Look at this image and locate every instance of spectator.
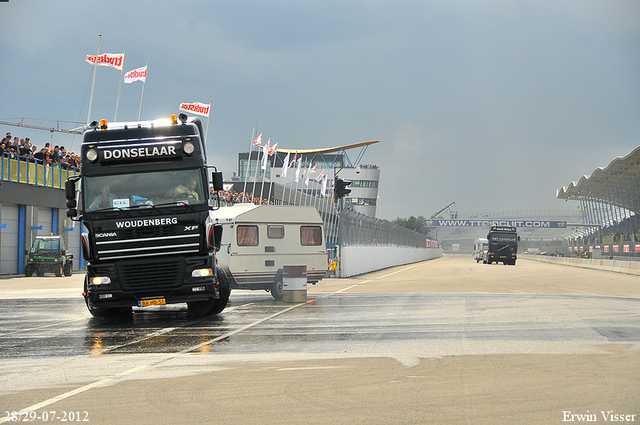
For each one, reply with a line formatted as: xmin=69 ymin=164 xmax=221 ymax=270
xmin=34 ymin=147 xmax=49 ymax=163
xmin=0 ymin=131 xmax=78 ymax=171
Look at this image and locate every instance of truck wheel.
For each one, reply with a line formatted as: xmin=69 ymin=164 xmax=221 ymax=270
xmin=55 ymin=265 xmax=63 ymax=277
xmin=36 ymin=269 xmax=45 ymax=277
xmin=85 ymin=298 xmax=119 ymax=318
xmin=25 ymin=265 xmax=34 ymax=277
xmin=187 ymin=298 xmax=216 ymax=316
xmin=271 ymin=274 xmax=284 ymax=300
xmin=210 ymin=266 xmax=230 ymax=315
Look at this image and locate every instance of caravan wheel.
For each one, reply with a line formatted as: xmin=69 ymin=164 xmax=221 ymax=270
xmin=271 ymin=274 xmax=284 ymax=300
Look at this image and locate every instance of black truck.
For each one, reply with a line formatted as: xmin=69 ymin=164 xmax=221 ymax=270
xmin=483 ymin=225 xmax=519 ymax=265
xmin=65 ymin=113 xmax=227 ymax=317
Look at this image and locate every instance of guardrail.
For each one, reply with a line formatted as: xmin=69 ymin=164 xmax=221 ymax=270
xmin=0 ymin=154 xmax=79 ymax=189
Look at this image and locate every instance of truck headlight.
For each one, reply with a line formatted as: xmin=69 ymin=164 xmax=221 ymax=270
xmin=90 ymin=276 xmax=111 ymax=285
xmin=192 ymin=268 xmax=213 ymax=278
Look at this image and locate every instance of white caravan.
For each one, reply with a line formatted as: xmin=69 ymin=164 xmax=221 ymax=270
xmin=208 ymin=204 xmax=328 ymax=299
xmin=473 ymin=237 xmax=489 ymax=263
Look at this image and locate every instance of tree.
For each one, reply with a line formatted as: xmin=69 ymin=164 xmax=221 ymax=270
xmin=393 ymin=215 xmax=428 ymax=234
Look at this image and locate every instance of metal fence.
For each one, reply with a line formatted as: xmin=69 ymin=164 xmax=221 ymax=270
xmin=1 ymin=154 xmax=79 ymax=189
xmin=263 ymin=182 xmax=431 ymax=249
xmin=338 ymin=209 xmax=430 ymax=248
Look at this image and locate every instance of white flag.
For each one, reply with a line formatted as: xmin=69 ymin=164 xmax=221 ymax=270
xmin=253 ymin=133 xmax=263 ymax=146
xmin=315 ymin=169 xmax=325 ymax=182
xmin=295 ymin=157 xmax=302 ymax=183
xmin=85 ymin=53 xmax=125 ymax=70
xmin=268 ymin=142 xmax=278 ymax=156
xmin=321 ymin=175 xmax=327 ymax=197
xmin=124 ymin=65 xmax=147 ymax=83
xmin=261 ymin=137 xmax=270 ymax=170
xmin=304 ymin=163 xmax=311 ymax=186
xmin=281 ymin=151 xmax=290 ymax=177
xmin=179 ymin=102 xmax=210 ymax=117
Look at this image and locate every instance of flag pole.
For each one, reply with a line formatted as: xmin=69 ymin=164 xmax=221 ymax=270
xmin=114 ymin=50 xmax=125 ymax=121
xmin=259 ymin=138 xmax=269 ymax=203
xmin=87 ymin=34 xmax=102 ymax=124
xmin=242 ymin=126 xmax=255 ymax=202
xmin=267 ymin=141 xmax=278 ymax=203
xmin=254 ymin=136 xmax=268 ymax=203
xmin=204 ymin=100 xmax=212 ymax=145
xmin=252 ymin=144 xmax=261 ymax=203
xmin=137 ymin=62 xmax=148 ymax=121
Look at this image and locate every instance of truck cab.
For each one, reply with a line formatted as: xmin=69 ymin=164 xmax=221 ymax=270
xmin=484 ymin=226 xmax=519 ymax=265
xmin=66 ymin=114 xmax=226 ymax=317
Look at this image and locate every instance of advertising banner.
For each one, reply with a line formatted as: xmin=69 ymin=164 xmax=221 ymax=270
xmin=424 ymin=219 xmax=568 ymax=228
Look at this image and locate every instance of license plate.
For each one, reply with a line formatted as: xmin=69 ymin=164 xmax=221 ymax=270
xmin=138 ymin=298 xmax=166 ymax=307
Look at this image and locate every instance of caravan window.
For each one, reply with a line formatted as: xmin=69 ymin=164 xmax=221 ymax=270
xmin=267 ymin=225 xmax=284 ymax=239
xmin=300 ymin=226 xmax=322 ymax=246
xmin=237 ymin=225 xmax=259 ymax=246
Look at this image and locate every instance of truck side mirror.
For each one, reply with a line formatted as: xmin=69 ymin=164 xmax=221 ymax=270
xmin=65 ymin=179 xmax=76 ymax=200
xmin=213 ymin=224 xmax=223 ymax=251
xmin=211 ymin=171 xmax=223 ymax=192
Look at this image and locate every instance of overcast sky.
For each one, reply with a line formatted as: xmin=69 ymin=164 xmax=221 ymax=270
xmin=1 ymin=0 xmax=638 ymax=220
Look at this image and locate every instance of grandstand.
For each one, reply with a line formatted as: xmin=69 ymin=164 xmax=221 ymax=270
xmin=556 ymin=145 xmax=640 ymax=259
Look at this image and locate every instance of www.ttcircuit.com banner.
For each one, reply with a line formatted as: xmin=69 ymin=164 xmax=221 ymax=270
xmin=425 ymin=220 xmax=567 ymax=228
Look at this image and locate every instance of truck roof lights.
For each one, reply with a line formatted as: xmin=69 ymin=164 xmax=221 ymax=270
xmin=86 ymin=149 xmax=98 ymax=162
xmin=170 ymin=114 xmax=178 ymax=125
xmin=100 ymin=119 xmax=108 ymax=130
xmin=184 ymin=142 xmax=195 ymax=155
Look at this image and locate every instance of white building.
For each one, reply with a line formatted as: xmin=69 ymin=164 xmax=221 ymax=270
xmin=234 ymin=141 xmax=381 ymax=217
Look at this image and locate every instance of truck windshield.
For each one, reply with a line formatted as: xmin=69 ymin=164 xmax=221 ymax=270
xmin=490 ymin=233 xmax=517 ymax=243
xmin=84 ymin=169 xmax=206 ymax=212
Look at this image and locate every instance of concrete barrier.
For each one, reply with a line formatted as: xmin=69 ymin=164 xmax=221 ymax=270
xmin=339 ymin=246 xmax=443 ymax=278
xmin=522 ymin=254 xmax=640 ymax=276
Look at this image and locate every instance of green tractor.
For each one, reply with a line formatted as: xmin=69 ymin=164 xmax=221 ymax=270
xmin=24 ymin=236 xmax=74 ymax=277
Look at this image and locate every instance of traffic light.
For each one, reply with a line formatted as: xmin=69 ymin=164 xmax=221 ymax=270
xmin=334 ymin=178 xmax=351 ymax=199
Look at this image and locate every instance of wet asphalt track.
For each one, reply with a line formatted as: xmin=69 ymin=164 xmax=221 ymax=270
xmin=0 ymin=256 xmax=639 ymax=424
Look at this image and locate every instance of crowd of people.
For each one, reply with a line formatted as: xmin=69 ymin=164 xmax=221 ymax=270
xmin=213 ymin=189 xmax=274 ymax=206
xmin=0 ymin=131 xmax=80 ymax=169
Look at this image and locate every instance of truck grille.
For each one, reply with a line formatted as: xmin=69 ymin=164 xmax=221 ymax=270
xmin=95 ymin=225 xmax=201 ymax=260
xmin=118 ymin=257 xmax=184 ymax=291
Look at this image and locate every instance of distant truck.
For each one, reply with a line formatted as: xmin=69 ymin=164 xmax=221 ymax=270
xmin=209 ymin=204 xmax=327 ymax=299
xmin=473 ymin=237 xmax=488 ymax=263
xmin=24 ymin=235 xmax=73 ymax=277
xmin=484 ymin=226 xmax=519 ymax=265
